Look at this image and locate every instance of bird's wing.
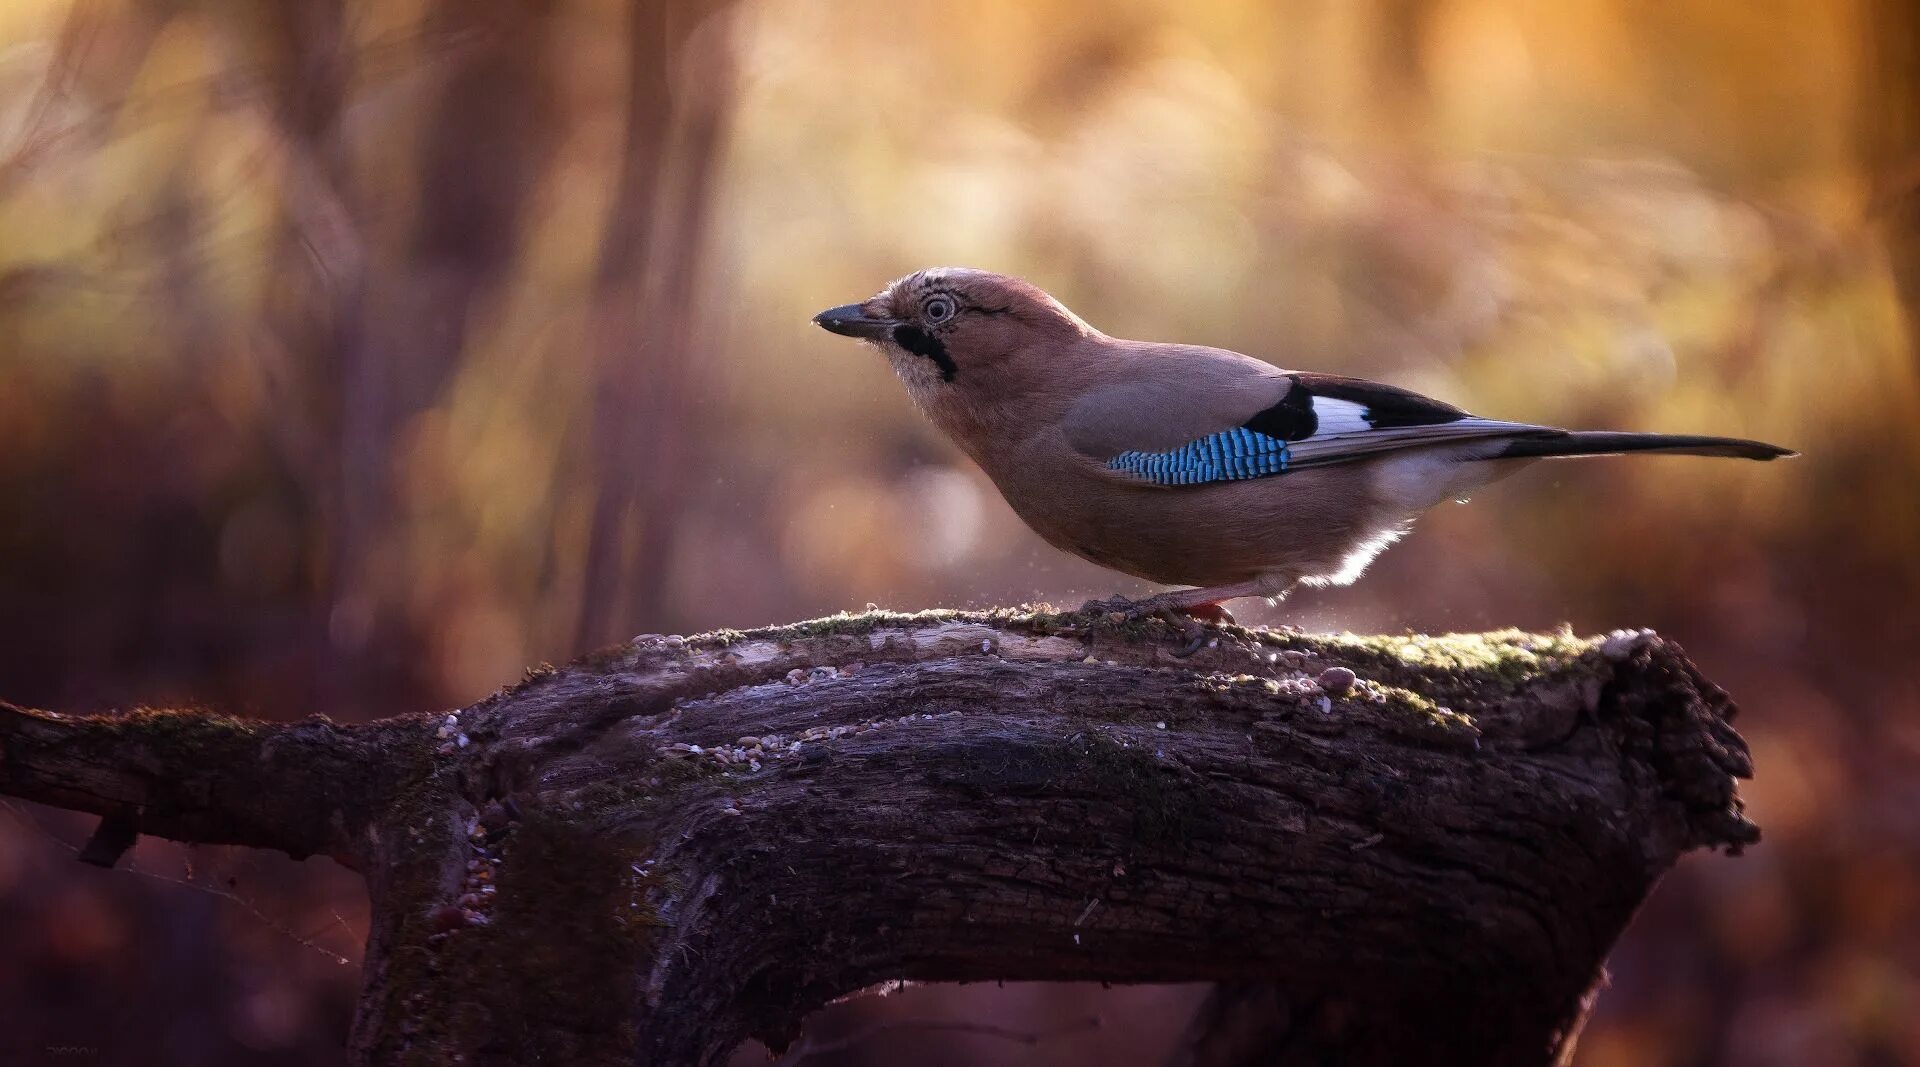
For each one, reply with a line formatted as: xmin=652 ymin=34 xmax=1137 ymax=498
xmin=1064 ymin=369 xmax=1564 ymax=487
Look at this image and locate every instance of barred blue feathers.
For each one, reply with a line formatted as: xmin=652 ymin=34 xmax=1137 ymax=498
xmin=1107 ymin=426 xmax=1290 ymax=485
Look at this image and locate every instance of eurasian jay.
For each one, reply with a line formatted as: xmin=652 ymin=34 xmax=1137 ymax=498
xmin=814 ymin=268 xmax=1794 ymax=625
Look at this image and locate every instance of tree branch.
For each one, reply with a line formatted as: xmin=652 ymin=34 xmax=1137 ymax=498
xmin=0 ymin=609 xmax=1757 ymax=1066
xmin=0 ymin=701 xmax=420 ymax=870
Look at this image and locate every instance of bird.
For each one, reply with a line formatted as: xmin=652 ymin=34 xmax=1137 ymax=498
xmin=813 ymin=267 xmax=1794 ymax=639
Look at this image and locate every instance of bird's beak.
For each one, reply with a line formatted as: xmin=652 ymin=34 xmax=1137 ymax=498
xmin=813 ymin=303 xmax=898 ymax=341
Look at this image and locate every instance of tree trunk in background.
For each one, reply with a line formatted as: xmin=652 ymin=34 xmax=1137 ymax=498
xmin=254 ymin=0 xmax=370 ymax=709
xmin=1862 ymin=0 xmax=1920 ymax=363
xmin=321 ymin=0 xmax=559 ymax=703
xmin=0 ymin=611 xmax=1757 ymax=1066
xmin=575 ymin=1 xmax=738 ymax=650
xmin=1370 ymin=0 xmax=1434 ymax=146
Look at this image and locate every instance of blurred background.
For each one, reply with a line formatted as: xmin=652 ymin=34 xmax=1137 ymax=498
xmin=1 ymin=0 xmax=1918 ymax=1063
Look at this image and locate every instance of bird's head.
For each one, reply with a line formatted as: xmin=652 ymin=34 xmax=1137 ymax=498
xmin=813 ymin=268 xmax=1094 ymax=393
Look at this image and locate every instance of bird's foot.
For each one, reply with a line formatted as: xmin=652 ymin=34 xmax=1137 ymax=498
xmin=1162 ymin=609 xmax=1213 ymax=657
xmin=1077 ymin=594 xmax=1230 ymax=657
xmin=1078 ymin=594 xmax=1144 ymax=619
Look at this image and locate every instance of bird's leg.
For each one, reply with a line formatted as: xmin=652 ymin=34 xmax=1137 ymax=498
xmin=1080 ymin=580 xmax=1279 ymax=656
xmin=1178 ymin=602 xmax=1236 ymax=626
xmin=1085 ymin=580 xmax=1272 ymax=619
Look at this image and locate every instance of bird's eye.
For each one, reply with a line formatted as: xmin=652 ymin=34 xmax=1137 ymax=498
xmin=922 ymin=295 xmax=956 ymax=324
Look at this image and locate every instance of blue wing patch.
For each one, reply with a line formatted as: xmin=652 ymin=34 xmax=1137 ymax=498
xmin=1106 ymin=427 xmax=1290 ymax=485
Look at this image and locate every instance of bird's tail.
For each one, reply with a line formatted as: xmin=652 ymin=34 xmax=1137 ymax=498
xmin=1495 ymin=431 xmax=1796 ymax=462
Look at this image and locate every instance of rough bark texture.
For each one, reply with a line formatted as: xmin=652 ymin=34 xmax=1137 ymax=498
xmin=0 ymin=608 xmax=1757 ymax=1067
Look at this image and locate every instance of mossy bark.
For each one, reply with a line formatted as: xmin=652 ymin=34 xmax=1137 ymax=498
xmin=0 ymin=610 xmax=1757 ymax=1067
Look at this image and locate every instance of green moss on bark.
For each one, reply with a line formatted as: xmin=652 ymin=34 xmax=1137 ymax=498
xmin=382 ymin=808 xmax=659 ymax=1067
xmin=1312 ymin=629 xmax=1597 ymax=684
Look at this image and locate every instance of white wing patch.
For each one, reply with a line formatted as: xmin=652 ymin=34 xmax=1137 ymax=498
xmin=1304 ymin=397 xmax=1372 ymax=437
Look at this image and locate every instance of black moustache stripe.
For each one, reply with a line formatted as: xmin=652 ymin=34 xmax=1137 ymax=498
xmin=892 ymin=325 xmax=958 ymax=382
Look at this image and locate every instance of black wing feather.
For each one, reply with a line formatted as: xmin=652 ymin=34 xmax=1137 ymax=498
xmin=1277 ymin=373 xmax=1469 ymax=429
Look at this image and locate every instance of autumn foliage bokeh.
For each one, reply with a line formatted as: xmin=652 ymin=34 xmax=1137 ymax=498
xmin=2 ymin=1 xmax=1918 ymax=1064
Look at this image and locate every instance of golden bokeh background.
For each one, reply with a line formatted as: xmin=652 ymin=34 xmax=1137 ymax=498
xmin=2 ymin=0 xmax=1917 ymax=1063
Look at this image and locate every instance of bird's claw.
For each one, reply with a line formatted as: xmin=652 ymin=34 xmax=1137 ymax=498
xmin=1077 ymin=596 xmax=1218 ymax=657
xmin=1167 ymin=612 xmax=1212 ymax=658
